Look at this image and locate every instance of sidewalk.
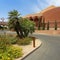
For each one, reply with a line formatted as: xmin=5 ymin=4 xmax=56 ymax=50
xmin=35 ymin=30 xmax=60 ymax=35
xmin=15 ymin=39 xmax=42 ymax=60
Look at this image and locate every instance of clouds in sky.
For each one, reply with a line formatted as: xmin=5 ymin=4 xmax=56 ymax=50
xmin=31 ymin=0 xmax=60 ymax=12
xmin=31 ymin=4 xmax=41 ymax=13
xmin=37 ymin=0 xmax=60 ymax=9
xmin=0 ymin=0 xmax=60 ymax=18
xmin=18 ymin=0 xmax=60 ymax=15
xmin=45 ymin=0 xmax=60 ymax=6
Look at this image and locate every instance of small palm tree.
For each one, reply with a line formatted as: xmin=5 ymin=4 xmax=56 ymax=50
xmin=8 ymin=10 xmax=20 ymax=19
xmin=8 ymin=10 xmax=35 ymax=38
xmin=8 ymin=10 xmax=24 ymax=38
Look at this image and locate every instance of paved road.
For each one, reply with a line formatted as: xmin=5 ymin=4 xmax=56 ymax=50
xmin=0 ymin=30 xmax=16 ymax=35
xmin=24 ymin=34 xmax=60 ymax=60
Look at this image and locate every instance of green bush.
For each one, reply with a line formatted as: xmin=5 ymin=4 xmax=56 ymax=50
xmin=0 ymin=52 xmax=13 ymax=60
xmin=8 ymin=46 xmax=23 ymax=58
xmin=17 ymin=37 xmax=32 ymax=45
xmin=20 ymin=18 xmax=35 ymax=37
xmin=0 ymin=35 xmax=23 ymax=60
xmin=0 ymin=46 xmax=23 ymax=60
xmin=8 ymin=36 xmax=17 ymax=44
xmin=0 ymin=35 xmax=11 ymax=52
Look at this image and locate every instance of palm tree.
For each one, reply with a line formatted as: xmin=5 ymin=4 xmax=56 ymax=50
xmin=8 ymin=10 xmax=35 ymax=38
xmin=8 ymin=10 xmax=24 ymax=38
xmin=8 ymin=10 xmax=20 ymax=19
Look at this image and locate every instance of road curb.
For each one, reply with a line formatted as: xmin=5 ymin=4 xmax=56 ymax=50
xmin=33 ymin=33 xmax=60 ymax=36
xmin=20 ymin=40 xmax=42 ymax=60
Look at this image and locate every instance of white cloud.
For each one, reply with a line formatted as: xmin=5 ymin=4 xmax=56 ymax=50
xmin=37 ymin=0 xmax=60 ymax=10
xmin=24 ymin=0 xmax=60 ymax=14
xmin=45 ymin=0 xmax=60 ymax=6
xmin=31 ymin=5 xmax=41 ymax=13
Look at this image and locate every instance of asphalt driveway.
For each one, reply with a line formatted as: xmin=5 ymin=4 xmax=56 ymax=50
xmin=24 ymin=34 xmax=60 ymax=60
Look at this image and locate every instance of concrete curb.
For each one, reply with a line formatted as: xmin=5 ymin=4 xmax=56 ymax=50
xmin=33 ymin=33 xmax=60 ymax=36
xmin=15 ymin=39 xmax=42 ymax=60
xmin=21 ymin=41 xmax=42 ymax=60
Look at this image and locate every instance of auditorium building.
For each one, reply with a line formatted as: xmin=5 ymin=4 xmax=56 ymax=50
xmin=23 ymin=5 xmax=60 ymax=29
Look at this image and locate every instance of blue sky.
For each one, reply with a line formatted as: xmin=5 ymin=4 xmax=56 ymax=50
xmin=0 ymin=0 xmax=60 ymax=21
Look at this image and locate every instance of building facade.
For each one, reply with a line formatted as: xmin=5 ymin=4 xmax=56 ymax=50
xmin=23 ymin=5 xmax=60 ymax=29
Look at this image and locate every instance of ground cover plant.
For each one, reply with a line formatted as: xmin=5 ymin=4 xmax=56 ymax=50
xmin=6 ymin=34 xmax=32 ymax=45
xmin=0 ymin=35 xmax=23 ymax=60
xmin=0 ymin=34 xmax=32 ymax=60
xmin=17 ymin=37 xmax=32 ymax=45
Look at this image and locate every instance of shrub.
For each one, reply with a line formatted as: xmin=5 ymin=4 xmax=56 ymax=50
xmin=0 ymin=46 xmax=23 ymax=60
xmin=8 ymin=46 xmax=23 ymax=58
xmin=0 ymin=35 xmax=11 ymax=52
xmin=0 ymin=52 xmax=14 ymax=60
xmin=17 ymin=37 xmax=32 ymax=45
xmin=0 ymin=35 xmax=23 ymax=60
xmin=20 ymin=18 xmax=35 ymax=37
xmin=8 ymin=36 xmax=17 ymax=44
